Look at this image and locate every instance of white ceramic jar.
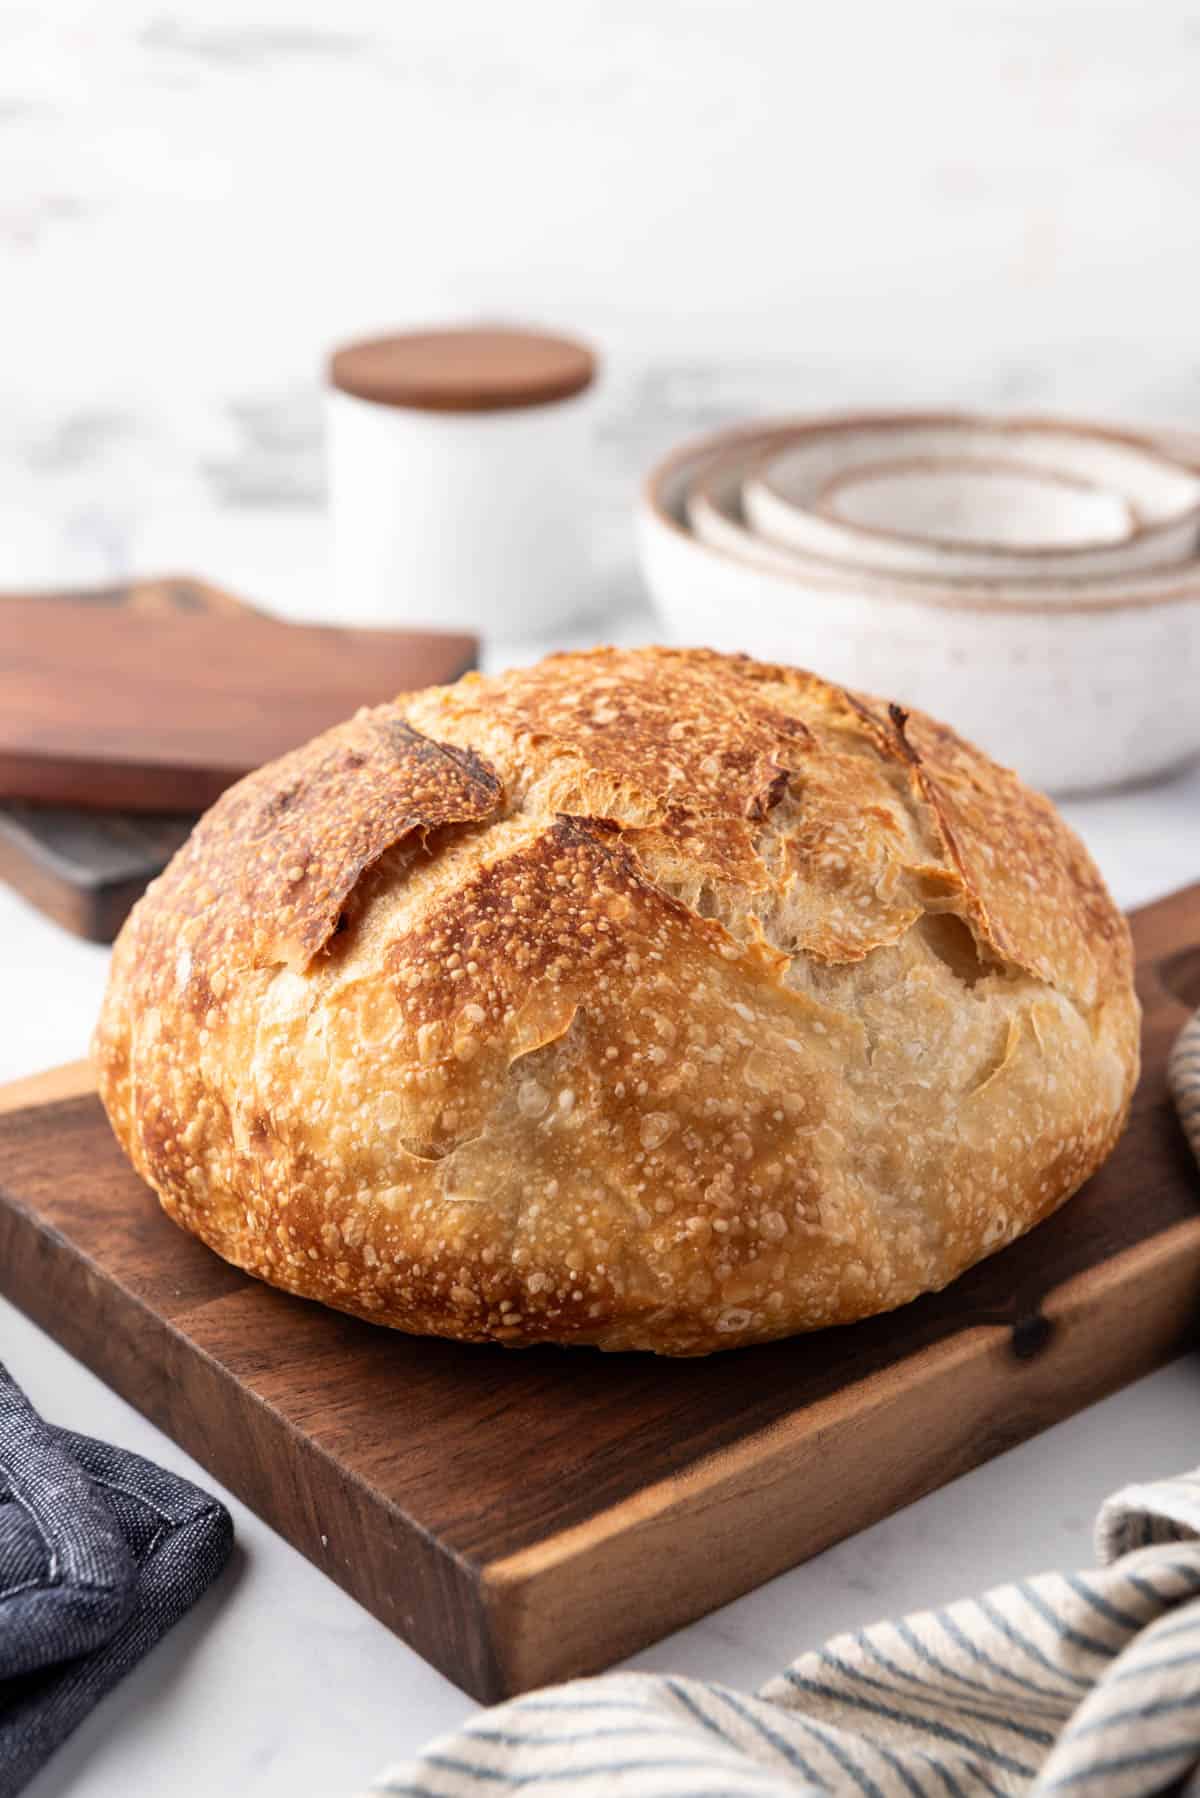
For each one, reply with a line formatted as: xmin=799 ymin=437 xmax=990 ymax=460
xmin=327 ymin=326 xmax=597 ymax=636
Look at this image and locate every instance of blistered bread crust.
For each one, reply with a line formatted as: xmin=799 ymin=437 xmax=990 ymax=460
xmin=94 ymin=648 xmax=1139 ymax=1354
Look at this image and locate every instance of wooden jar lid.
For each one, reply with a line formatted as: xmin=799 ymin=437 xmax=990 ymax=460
xmin=328 ymin=326 xmax=597 ymax=414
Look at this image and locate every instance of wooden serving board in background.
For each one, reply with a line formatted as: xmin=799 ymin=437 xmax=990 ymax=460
xmin=0 ymin=580 xmax=241 ymax=941
xmin=0 ymin=577 xmax=477 ymax=939
xmin=0 ymin=583 xmax=477 ymax=812
xmin=1 ymin=886 xmax=1198 ymax=1702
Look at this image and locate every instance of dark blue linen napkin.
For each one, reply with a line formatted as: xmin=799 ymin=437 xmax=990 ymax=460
xmin=0 ymin=1360 xmax=232 ymax=1797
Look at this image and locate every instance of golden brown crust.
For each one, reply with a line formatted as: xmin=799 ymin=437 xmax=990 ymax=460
xmin=165 ymin=707 xmax=504 ymax=973
xmin=94 ymin=648 xmax=1140 ymax=1354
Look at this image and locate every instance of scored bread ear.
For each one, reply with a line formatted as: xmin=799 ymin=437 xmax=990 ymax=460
xmin=836 ymin=688 xmax=1128 ymax=1012
xmin=150 ymin=709 xmax=504 ymax=974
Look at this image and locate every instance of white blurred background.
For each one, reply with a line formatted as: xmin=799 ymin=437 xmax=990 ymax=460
xmin=3 ymin=0 xmax=1200 ymax=617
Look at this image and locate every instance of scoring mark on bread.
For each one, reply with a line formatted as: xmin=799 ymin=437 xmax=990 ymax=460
xmin=144 ymin=707 xmax=506 ymax=980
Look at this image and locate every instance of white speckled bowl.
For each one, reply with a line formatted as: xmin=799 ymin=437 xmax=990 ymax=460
xmin=742 ymin=414 xmax=1200 ymax=581
xmin=639 ymin=417 xmax=1200 ymax=795
xmin=812 ymin=453 xmax=1136 ymax=553
xmin=688 ymin=431 xmax=1199 ymax=603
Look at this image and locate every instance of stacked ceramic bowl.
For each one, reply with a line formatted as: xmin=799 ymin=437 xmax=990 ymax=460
xmin=639 ymin=412 xmax=1200 ymax=793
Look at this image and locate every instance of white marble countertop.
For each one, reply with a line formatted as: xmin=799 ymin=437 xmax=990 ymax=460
xmin=2 ymin=637 xmax=1199 ymax=1796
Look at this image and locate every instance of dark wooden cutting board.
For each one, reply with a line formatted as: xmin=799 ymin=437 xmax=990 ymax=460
xmin=1 ymin=884 xmax=1198 ymax=1702
xmin=0 ymin=803 xmax=196 ymax=944
xmin=0 ymin=583 xmax=476 ymax=812
xmin=0 ymin=578 xmax=477 ymax=939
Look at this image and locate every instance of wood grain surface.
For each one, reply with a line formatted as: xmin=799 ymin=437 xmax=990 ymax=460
xmin=0 ymin=803 xmax=195 ymax=943
xmin=0 ymin=580 xmax=248 ymax=941
xmin=0 ymin=884 xmax=1197 ymax=1701
xmin=0 ymin=590 xmax=477 ymax=812
xmin=329 ymin=326 xmax=596 ymax=412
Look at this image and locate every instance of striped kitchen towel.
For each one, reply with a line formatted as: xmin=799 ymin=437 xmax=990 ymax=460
xmin=1170 ymin=1006 xmax=1200 ymax=1169
xmin=369 ymin=1020 xmax=1200 ymax=1798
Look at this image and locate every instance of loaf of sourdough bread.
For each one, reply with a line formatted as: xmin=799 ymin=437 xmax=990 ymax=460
xmin=94 ymin=648 xmax=1139 ymax=1354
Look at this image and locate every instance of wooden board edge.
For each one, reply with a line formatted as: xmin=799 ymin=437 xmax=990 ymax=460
xmin=0 ymin=816 xmax=180 ymax=942
xmin=0 ymin=1060 xmax=94 ymax=1117
xmin=140 ymin=575 xmax=265 ymax=618
xmin=0 ymin=828 xmax=101 ymax=941
xmin=0 ymin=747 xmax=237 ymax=815
xmin=0 ymin=576 xmax=259 ymax=618
xmin=0 ymin=813 xmax=114 ymax=893
xmin=0 ymin=1154 xmax=507 ymax=1701
xmin=479 ymin=1217 xmax=1200 ymax=1694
